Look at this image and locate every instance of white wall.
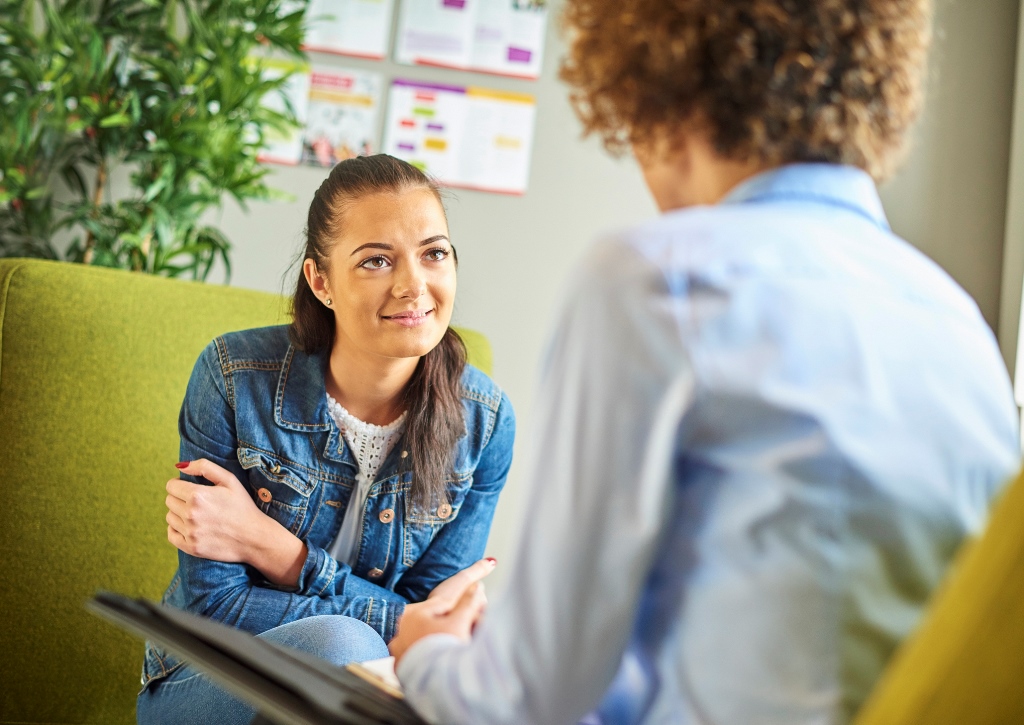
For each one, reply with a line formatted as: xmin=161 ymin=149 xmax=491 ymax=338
xmin=1001 ymin=2 xmax=1024 ymax=381
xmin=883 ymin=0 xmax=1019 ymax=341
xmin=199 ymin=0 xmax=1020 ymax=592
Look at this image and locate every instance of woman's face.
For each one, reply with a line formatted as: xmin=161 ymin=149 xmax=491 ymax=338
xmin=309 ymin=187 xmax=456 ymax=362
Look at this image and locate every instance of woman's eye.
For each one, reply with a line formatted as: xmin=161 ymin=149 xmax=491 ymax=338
xmin=359 ymin=256 xmax=390 ymax=269
xmin=425 ymin=247 xmax=450 ymax=262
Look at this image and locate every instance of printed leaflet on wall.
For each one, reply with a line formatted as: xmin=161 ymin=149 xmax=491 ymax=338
xmin=383 ymin=78 xmax=536 ymax=195
xmin=302 ymin=68 xmax=383 ymax=167
xmin=395 ymin=0 xmax=547 ymax=80
xmin=304 ymin=0 xmax=396 ymax=59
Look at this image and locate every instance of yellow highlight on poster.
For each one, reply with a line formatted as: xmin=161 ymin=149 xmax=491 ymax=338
xmin=424 ymin=138 xmax=448 ymax=151
xmin=494 ymin=135 xmax=521 ymax=149
xmin=308 ymin=90 xmax=375 ymax=108
xmin=467 ymin=87 xmax=535 ymax=105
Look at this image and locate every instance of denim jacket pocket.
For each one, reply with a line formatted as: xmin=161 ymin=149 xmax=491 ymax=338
xmin=404 ymin=470 xmax=473 ymax=526
xmin=237 ymin=447 xmax=312 ymax=534
xmin=402 ymin=472 xmax=474 ymax=566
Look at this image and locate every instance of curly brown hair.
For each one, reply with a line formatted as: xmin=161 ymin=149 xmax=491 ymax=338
xmin=559 ymin=0 xmax=932 ymax=181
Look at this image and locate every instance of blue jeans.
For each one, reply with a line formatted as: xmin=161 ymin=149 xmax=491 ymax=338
xmin=136 ymin=615 xmax=389 ymax=725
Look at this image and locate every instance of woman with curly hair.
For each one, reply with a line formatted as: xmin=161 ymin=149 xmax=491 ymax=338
xmin=392 ymin=2 xmax=1018 ymax=723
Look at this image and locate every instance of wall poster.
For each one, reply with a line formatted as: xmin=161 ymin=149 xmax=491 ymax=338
xmin=395 ymin=0 xmax=548 ymax=80
xmin=301 ymin=68 xmax=384 ymax=166
xmin=382 ymin=78 xmax=537 ymax=195
xmin=253 ymin=57 xmax=313 ymax=166
xmin=303 ymin=0 xmax=396 ymax=59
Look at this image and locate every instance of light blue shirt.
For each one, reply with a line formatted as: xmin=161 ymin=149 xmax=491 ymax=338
xmin=397 ymin=164 xmax=1021 ymax=724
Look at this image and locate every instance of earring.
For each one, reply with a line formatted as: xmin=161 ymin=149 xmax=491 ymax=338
xmin=325 ymin=298 xmax=332 ymax=307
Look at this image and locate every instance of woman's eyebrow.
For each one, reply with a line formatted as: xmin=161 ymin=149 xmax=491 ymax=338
xmin=350 ymin=242 xmax=393 ymax=256
xmin=350 ymin=235 xmax=450 ymax=256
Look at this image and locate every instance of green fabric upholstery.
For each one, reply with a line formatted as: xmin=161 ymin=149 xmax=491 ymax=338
xmin=0 ymin=258 xmax=492 ymax=724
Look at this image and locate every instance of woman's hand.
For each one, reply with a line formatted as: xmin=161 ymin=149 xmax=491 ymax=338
xmin=389 ymin=558 xmax=496 ymax=663
xmin=165 ymin=459 xmax=307 ymax=587
xmin=165 ymin=458 xmax=264 ymax=563
xmin=427 ymin=556 xmax=497 ymax=602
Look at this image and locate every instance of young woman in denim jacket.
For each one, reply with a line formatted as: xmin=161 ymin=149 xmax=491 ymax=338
xmin=136 ymin=155 xmax=515 ymax=724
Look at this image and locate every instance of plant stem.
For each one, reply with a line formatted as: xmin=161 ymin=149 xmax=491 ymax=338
xmin=136 ymin=232 xmax=152 ymax=272
xmin=82 ymin=158 xmax=107 ymax=265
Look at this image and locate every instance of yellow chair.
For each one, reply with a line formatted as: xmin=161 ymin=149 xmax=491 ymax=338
xmin=855 ymin=466 xmax=1024 ymax=724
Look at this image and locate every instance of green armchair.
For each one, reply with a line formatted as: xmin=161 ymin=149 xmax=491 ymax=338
xmin=0 ymin=258 xmax=492 ymax=724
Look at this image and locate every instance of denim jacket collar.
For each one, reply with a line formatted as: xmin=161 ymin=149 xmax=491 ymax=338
xmin=275 ymin=345 xmax=353 ymax=466
xmin=721 ymin=163 xmax=890 ymax=231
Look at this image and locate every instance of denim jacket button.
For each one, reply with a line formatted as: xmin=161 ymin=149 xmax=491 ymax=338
xmin=379 ymin=508 xmax=395 ymax=523
xmin=367 ymin=568 xmax=384 ymax=578
xmin=257 ymin=488 xmax=272 ymax=503
xmin=437 ymin=503 xmax=453 ymax=519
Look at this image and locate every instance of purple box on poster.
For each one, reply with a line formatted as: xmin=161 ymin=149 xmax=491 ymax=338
xmin=393 ymin=78 xmax=467 ymax=95
xmin=442 ymin=0 xmax=466 ymax=8
xmin=426 ymin=123 xmax=445 ymax=131
xmin=507 ymin=47 xmax=532 ymax=63
xmin=398 ymin=143 xmax=416 ymax=152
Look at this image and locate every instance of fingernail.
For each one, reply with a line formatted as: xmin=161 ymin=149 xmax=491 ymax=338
xmin=174 ymin=461 xmax=190 ymax=470
xmin=485 ymin=557 xmax=497 ymax=565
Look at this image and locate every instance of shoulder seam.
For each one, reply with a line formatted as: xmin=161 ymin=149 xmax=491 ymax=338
xmin=461 ymin=387 xmax=501 ymax=411
xmin=213 ymin=337 xmax=236 ymax=410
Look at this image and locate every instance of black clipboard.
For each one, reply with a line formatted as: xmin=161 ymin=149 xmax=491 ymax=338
xmin=87 ymin=592 xmax=426 ymax=725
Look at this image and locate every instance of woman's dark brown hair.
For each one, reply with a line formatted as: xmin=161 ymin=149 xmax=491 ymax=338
xmin=560 ymin=0 xmax=932 ymax=182
xmin=290 ymin=154 xmax=466 ymax=507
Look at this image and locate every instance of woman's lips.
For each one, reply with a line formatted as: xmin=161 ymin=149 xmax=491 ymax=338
xmin=383 ymin=309 xmax=433 ymax=328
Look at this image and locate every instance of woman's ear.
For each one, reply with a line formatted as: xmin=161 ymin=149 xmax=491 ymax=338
xmin=303 ymin=258 xmax=331 ymax=305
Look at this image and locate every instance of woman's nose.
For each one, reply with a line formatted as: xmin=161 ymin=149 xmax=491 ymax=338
xmin=393 ymin=265 xmax=427 ymax=300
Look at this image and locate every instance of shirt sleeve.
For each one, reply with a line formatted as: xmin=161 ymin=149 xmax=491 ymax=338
xmin=173 ymin=342 xmax=408 ymax=642
xmin=396 ymin=238 xmax=696 ymax=724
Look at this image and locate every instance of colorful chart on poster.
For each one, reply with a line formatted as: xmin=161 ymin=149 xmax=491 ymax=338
xmin=304 ymin=0 xmax=395 ymax=59
xmin=302 ymin=68 xmax=383 ymax=167
xmin=383 ymin=78 xmax=536 ymax=195
xmin=395 ymin=0 xmax=547 ymax=80
xmin=253 ymin=58 xmax=312 ymax=166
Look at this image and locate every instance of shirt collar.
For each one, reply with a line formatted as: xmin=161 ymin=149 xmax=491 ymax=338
xmin=720 ymin=163 xmax=890 ymax=231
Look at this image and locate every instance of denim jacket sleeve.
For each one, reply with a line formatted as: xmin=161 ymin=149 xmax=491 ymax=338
xmin=173 ymin=342 xmax=408 ymax=642
xmin=393 ymin=391 xmax=516 ymax=602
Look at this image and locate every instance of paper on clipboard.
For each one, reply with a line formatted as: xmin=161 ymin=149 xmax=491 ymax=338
xmin=347 ymin=657 xmax=403 ymax=699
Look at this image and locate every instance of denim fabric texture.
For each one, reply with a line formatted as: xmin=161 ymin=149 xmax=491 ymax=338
xmin=142 ymin=325 xmax=515 ymax=689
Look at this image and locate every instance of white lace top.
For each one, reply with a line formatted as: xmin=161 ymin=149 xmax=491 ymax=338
xmin=325 ymin=394 xmax=407 ymax=566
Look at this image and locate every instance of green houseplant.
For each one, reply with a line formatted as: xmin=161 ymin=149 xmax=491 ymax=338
xmin=0 ymin=0 xmax=308 ymax=279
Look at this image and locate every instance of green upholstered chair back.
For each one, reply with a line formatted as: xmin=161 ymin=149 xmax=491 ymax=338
xmin=853 ymin=464 xmax=1024 ymax=724
xmin=0 ymin=258 xmax=492 ymax=724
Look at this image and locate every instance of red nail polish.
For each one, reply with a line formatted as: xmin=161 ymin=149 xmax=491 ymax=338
xmin=486 ymin=557 xmax=497 ymax=565
xmin=175 ymin=461 xmax=190 ymax=470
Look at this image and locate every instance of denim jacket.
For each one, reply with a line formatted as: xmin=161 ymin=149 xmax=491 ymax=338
xmin=143 ymin=325 xmax=515 ymax=687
